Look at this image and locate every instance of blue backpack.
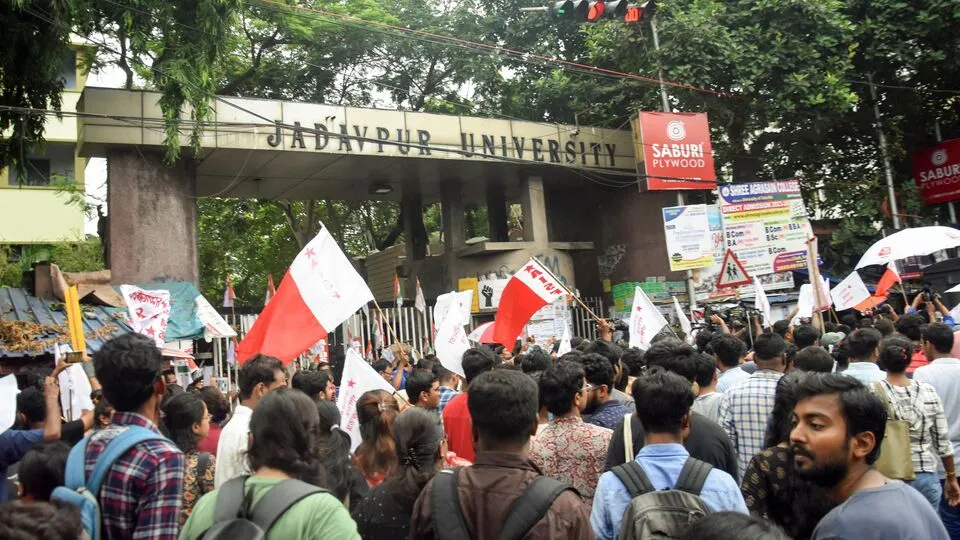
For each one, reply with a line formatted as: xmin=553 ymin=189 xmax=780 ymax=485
xmin=51 ymin=426 xmax=169 ymax=540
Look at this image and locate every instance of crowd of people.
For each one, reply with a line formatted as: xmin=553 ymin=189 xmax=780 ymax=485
xmin=3 ymin=290 xmax=960 ymax=539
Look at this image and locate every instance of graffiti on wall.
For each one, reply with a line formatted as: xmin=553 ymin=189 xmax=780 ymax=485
xmin=597 ymin=244 xmax=627 ymax=280
xmin=474 ymin=252 xmax=570 ymax=286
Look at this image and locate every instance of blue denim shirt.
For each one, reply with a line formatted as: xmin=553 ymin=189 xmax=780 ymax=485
xmin=843 ymin=362 xmax=886 ymax=384
xmin=590 ymin=443 xmax=748 ymax=540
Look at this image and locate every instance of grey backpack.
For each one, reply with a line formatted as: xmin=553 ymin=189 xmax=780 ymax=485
xmin=611 ymin=458 xmax=713 ymax=539
xmin=200 ymin=476 xmax=328 ymax=540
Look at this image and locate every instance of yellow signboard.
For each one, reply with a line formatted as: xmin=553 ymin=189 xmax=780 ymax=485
xmin=458 ymin=278 xmax=480 ymax=313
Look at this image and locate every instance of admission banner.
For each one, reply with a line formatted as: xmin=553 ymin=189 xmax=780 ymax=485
xmin=662 ymin=205 xmax=713 ymax=271
xmin=718 ymin=180 xmax=813 ymax=276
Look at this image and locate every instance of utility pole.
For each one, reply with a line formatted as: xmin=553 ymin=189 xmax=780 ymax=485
xmin=935 ymin=120 xmax=957 ymax=223
xmin=650 ymin=16 xmax=698 ymax=312
xmin=868 ymin=73 xmax=901 ymax=229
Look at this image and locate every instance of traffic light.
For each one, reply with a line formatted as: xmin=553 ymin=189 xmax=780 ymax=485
xmin=624 ymin=1 xmax=655 ymax=23
xmin=550 ymin=0 xmax=589 ymax=21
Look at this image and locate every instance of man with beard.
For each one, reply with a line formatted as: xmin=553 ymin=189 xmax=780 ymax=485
xmin=790 ymin=373 xmax=948 ymax=539
xmin=576 ymin=353 xmax=628 ymax=430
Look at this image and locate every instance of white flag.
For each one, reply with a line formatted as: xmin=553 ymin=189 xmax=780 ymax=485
xmin=754 ymin=277 xmax=772 ymax=327
xmin=435 ymin=290 xmax=473 ymax=326
xmin=337 ymin=348 xmax=397 ymax=452
xmin=435 ymin=300 xmax=470 ymax=377
xmin=629 ymin=286 xmax=668 ymax=349
xmin=557 ymin=324 xmax=572 ymax=356
xmin=830 ymin=272 xmax=871 ymax=311
xmin=672 ymin=296 xmax=692 ymax=338
xmin=414 ymin=278 xmax=426 ymax=314
xmin=0 ymin=375 xmax=19 ymax=434
xmin=120 ymin=284 xmax=171 ymax=347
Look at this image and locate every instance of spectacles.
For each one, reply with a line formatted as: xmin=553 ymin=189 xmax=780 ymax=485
xmin=582 ymin=384 xmax=598 ymax=393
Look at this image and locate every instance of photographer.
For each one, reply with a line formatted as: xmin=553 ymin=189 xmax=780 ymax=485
xmin=908 ymin=290 xmax=957 ymax=328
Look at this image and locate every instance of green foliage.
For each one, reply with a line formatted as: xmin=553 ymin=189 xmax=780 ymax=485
xmin=0 ymin=240 xmax=105 ymax=288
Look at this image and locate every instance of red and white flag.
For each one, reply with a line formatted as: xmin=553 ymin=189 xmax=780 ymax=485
xmin=492 ymin=258 xmax=565 ymax=347
xmin=394 ymin=274 xmax=403 ymax=309
xmin=223 ymin=276 xmax=236 ymax=308
xmin=337 ymin=348 xmax=397 ymax=451
xmin=120 ymin=284 xmax=171 ymax=347
xmin=264 ymin=274 xmax=277 ymax=305
xmin=237 ymin=224 xmax=374 ymax=364
xmin=414 ymin=278 xmax=426 ymax=314
xmin=629 ymin=286 xmax=667 ymax=349
xmin=875 ymin=262 xmax=900 ymax=298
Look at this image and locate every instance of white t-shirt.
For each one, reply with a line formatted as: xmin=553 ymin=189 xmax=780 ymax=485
xmin=214 ymin=404 xmax=253 ymax=489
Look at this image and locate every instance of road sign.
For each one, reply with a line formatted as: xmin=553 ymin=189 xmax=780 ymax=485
xmin=716 ymin=249 xmax=752 ymax=289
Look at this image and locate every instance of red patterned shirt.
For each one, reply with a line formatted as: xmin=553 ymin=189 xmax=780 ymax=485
xmin=528 ymin=415 xmax=612 ymax=506
xmin=84 ymin=412 xmax=185 ymax=540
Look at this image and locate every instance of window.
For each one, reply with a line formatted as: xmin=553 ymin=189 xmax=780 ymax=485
xmin=23 ymin=159 xmax=52 ymax=186
xmin=60 ymin=50 xmax=77 ymax=89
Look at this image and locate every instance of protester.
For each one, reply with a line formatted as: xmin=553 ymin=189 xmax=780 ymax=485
xmin=214 ymin=354 xmax=286 ymax=488
xmin=876 ymin=318 xmax=896 ymax=338
xmin=520 ymin=348 xmax=550 ymax=375
xmin=0 ymin=500 xmax=85 ymax=540
xmin=913 ymin=322 xmax=960 ymax=535
xmin=680 ymin=511 xmax=790 ymax=540
xmin=873 ymin=336 xmax=960 ymax=508
xmin=351 ymin=408 xmax=443 ymax=540
xmin=372 ymin=359 xmax=392 ymax=383
xmin=180 ymin=388 xmax=360 ymax=539
xmin=719 ymin=332 xmax=788 ymax=477
xmin=354 ymin=389 xmax=400 ymax=488
xmin=790 ymin=373 xmax=948 ymax=539
xmin=604 ymin=340 xmax=739 ymax=480
xmin=405 ymin=370 xmax=440 ymax=411
xmin=583 ymin=340 xmax=636 ymax=413
xmin=578 ymin=352 xmax=629 ymax=430
xmin=442 ymin=347 xmax=497 ymax=462
xmin=621 ymin=347 xmax=645 ymax=396
xmin=793 ymin=325 xmax=821 ymax=349
xmin=315 ymin=401 xmax=369 ymax=510
xmin=292 ymin=369 xmax=337 ymax=402
xmin=94 ymin=398 xmax=114 ymax=430
xmin=410 ymin=370 xmax=593 ymax=538
xmin=161 ymin=391 xmax=215 ymax=527
xmin=773 ymin=320 xmax=793 ymax=343
xmin=740 ymin=371 xmax=834 ymax=540
xmin=435 ymin=367 xmax=460 ymax=413
xmin=843 ymin=328 xmax=885 ymax=383
xmin=529 ymin=360 xmax=612 ymax=505
xmin=196 ymin=386 xmax=229 ymax=456
xmin=591 ymin=369 xmax=747 ymax=539
xmin=897 ymin=313 xmax=929 ymax=375
xmin=692 ymin=352 xmax=722 ymax=423
xmin=13 ymin=442 xmax=69 ymax=502
xmin=714 ymin=335 xmax=750 ymax=392
xmin=0 ymin=380 xmax=62 ymax=503
xmin=85 ymin=333 xmax=185 ymax=540
xmin=793 ymin=346 xmax=835 ymax=373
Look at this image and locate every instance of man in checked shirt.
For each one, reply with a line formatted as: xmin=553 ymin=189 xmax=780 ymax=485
xmin=718 ymin=332 xmax=787 ymax=478
xmin=86 ymin=333 xmax=185 ymax=540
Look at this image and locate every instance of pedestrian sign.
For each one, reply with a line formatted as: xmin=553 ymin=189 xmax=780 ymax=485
xmin=716 ymin=249 xmax=751 ymax=289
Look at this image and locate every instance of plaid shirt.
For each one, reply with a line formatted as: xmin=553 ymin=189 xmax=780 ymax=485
xmin=874 ymin=380 xmax=954 ymax=473
xmin=718 ymin=370 xmax=783 ymax=477
xmin=84 ymin=412 xmax=185 ymax=540
xmin=438 ymin=385 xmax=460 ymax=413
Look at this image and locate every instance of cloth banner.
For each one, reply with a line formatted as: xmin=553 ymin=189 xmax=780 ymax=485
xmin=337 ymin=349 xmax=397 ymax=452
xmin=120 ymin=284 xmax=171 ymax=347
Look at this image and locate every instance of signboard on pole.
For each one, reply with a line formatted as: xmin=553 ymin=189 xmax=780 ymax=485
xmin=912 ymin=139 xmax=960 ymax=205
xmin=718 ymin=180 xmax=813 ymax=276
xmin=716 ymin=249 xmax=752 ymax=288
xmin=633 ymin=112 xmax=716 ymax=191
xmin=662 ymin=205 xmax=713 ymax=271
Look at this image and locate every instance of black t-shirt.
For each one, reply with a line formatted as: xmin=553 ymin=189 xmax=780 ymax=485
xmin=60 ymin=419 xmax=86 ymax=445
xmin=603 ymin=411 xmax=740 ymax=482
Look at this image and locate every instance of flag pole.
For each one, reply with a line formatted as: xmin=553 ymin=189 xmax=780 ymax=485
xmin=372 ymin=298 xmax=403 ymax=347
xmin=900 ymin=283 xmax=910 ymax=310
xmin=535 ymin=261 xmax=604 ymax=323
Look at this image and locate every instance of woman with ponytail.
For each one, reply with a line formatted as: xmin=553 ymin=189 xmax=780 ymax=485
xmin=353 ymin=389 xmax=400 ymax=488
xmin=351 ymin=408 xmax=444 ymax=539
xmin=874 ymin=336 xmax=960 ymax=508
xmin=161 ymin=391 xmax=215 ymax=527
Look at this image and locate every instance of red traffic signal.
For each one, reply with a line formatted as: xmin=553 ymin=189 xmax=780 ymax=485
xmin=624 ymin=1 xmax=655 ymax=23
xmin=586 ymin=1 xmax=605 ymax=21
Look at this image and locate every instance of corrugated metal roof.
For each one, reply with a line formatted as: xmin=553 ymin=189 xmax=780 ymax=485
xmin=0 ymin=288 xmax=133 ymax=358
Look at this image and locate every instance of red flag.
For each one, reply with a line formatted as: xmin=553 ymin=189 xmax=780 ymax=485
xmin=492 ymin=258 xmax=565 ymax=347
xmin=875 ymin=262 xmax=900 ymax=297
xmin=237 ymin=225 xmax=373 ymax=364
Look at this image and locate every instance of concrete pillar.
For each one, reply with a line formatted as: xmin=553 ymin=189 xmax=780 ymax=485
xmin=520 ymin=175 xmax=548 ymax=246
xmin=401 ymin=177 xmax=427 ymax=261
xmin=440 ymin=179 xmax=465 ymax=253
xmin=107 ymin=149 xmax=198 ymax=284
xmin=486 ymin=177 xmax=509 ymax=242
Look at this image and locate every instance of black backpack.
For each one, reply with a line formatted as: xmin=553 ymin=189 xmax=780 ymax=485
xmin=431 ymin=467 xmax=577 ymax=540
xmin=200 ymin=476 xmax=328 ymax=540
xmin=610 ymin=458 xmax=713 ymax=539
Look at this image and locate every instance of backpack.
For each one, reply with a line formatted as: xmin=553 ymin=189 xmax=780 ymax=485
xmin=199 ymin=475 xmax=328 ymax=540
xmin=431 ymin=467 xmax=577 ymax=540
xmin=611 ymin=457 xmax=713 ymax=540
xmin=51 ymin=426 xmax=169 ymax=540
